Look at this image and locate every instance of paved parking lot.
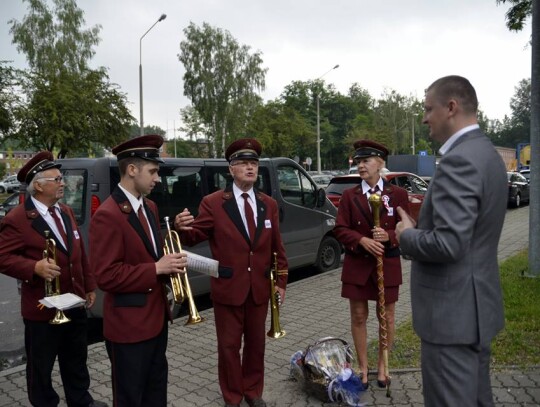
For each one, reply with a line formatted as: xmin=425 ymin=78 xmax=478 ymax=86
xmin=0 ymin=206 xmax=537 ymax=406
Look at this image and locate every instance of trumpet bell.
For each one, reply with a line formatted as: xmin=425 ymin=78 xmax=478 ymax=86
xmin=185 ymin=313 xmax=205 ymax=325
xmin=267 ymin=327 xmax=286 ymax=339
xmin=49 ymin=309 xmax=71 ymax=325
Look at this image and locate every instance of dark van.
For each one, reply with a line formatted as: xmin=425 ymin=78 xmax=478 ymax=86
xmin=56 ymin=156 xmax=340 ymax=317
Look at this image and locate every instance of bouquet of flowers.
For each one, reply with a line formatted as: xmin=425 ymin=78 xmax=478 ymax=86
xmin=289 ymin=337 xmax=367 ymax=406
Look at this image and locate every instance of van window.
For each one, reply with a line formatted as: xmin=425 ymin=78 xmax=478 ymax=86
xmin=204 ymin=165 xmax=271 ymax=196
xmin=60 ymin=169 xmax=87 ymax=225
xmin=277 ymin=165 xmax=317 ymax=207
xmin=145 ymin=166 xmax=204 ymax=224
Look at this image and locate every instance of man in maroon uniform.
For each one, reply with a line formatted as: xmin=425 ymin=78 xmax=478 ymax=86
xmin=174 ymin=138 xmax=288 ymax=407
xmin=0 ymin=151 xmax=106 ymax=407
xmin=90 ymin=135 xmax=186 ymax=407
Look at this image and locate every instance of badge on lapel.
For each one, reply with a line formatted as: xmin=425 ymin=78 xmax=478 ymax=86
xmin=382 ymin=195 xmax=393 ymax=216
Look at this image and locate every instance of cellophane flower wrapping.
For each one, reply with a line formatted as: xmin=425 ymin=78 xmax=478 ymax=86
xmin=289 ymin=337 xmax=367 ymax=406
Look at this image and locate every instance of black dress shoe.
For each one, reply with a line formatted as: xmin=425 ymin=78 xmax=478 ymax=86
xmin=246 ymin=398 xmax=267 ymax=407
xmin=89 ymin=401 xmax=109 ymax=407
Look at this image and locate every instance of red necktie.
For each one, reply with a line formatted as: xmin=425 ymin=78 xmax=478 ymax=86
xmin=242 ymin=193 xmax=256 ymax=241
xmin=48 ymin=207 xmax=68 ymax=245
xmin=137 ymin=206 xmax=153 ymax=242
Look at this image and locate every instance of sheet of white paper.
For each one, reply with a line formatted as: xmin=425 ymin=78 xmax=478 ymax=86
xmin=39 ymin=293 xmax=86 ymax=310
xmin=184 ymin=250 xmax=220 ymax=278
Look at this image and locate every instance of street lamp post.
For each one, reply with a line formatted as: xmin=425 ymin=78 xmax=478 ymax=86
xmin=316 ymin=64 xmax=339 ymax=173
xmin=139 ymin=14 xmax=167 ymax=137
xmin=411 ymin=113 xmax=417 ymax=155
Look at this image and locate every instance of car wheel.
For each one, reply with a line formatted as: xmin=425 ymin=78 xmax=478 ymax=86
xmin=315 ymin=236 xmax=341 ymax=273
xmin=0 ymin=186 xmax=5 ymax=193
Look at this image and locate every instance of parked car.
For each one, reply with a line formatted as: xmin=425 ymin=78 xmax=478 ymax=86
xmin=54 ymin=156 xmax=341 ymax=318
xmin=0 ymin=192 xmax=20 ymax=220
xmin=519 ymin=169 xmax=530 ymax=183
xmin=507 ymin=171 xmax=530 ymax=208
xmin=0 ymin=175 xmax=21 ymax=193
xmin=326 ymin=172 xmax=429 ymax=221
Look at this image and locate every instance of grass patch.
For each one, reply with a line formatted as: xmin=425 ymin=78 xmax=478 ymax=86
xmin=366 ymin=250 xmax=540 ymax=369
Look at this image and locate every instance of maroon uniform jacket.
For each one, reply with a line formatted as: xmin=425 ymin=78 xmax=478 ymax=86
xmin=0 ymin=198 xmax=95 ymax=321
xmin=334 ymin=182 xmax=410 ymax=287
xmin=90 ymin=188 xmax=170 ymax=343
xmin=180 ymin=186 xmax=288 ymax=306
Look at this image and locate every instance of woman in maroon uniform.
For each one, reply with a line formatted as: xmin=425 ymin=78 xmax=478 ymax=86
xmin=334 ymin=140 xmax=410 ymax=389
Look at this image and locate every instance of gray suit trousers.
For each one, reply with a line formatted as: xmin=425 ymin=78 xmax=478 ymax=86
xmin=421 ymin=339 xmax=494 ymax=407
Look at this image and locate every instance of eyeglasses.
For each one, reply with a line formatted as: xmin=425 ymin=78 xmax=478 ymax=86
xmin=37 ymin=176 xmax=64 ymax=184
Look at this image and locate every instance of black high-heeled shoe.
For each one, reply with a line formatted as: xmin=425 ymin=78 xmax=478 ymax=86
xmin=360 ymin=369 xmax=370 ymax=390
xmin=377 ymin=377 xmax=391 ymax=388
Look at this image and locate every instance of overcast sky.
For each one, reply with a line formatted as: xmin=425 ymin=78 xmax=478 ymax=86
xmin=1 ymin=0 xmax=533 ymax=140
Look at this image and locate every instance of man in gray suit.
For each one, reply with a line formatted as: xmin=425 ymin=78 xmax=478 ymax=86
xmin=396 ymin=75 xmax=507 ymax=407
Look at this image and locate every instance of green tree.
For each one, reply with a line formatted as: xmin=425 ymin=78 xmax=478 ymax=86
xmin=510 ymin=78 xmax=531 ymax=139
xmin=246 ymin=100 xmax=312 ymax=158
xmin=179 ymin=106 xmax=211 ymax=157
xmin=178 ymin=22 xmax=267 ymax=158
xmin=9 ymin=0 xmax=101 ymax=75
xmin=0 ymin=62 xmax=21 ymax=137
xmin=486 ymin=78 xmax=531 ymax=148
xmin=373 ymin=89 xmax=413 ymax=154
xmin=8 ymin=0 xmax=133 ymax=157
xmin=130 ymin=124 xmax=166 ymax=139
xmin=497 ymin=0 xmax=532 ymax=31
xmin=14 ymin=67 xmax=132 ymax=157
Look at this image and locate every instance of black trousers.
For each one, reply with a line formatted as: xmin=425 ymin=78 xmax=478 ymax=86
xmin=24 ymin=307 xmax=93 ymax=407
xmin=105 ymin=321 xmax=168 ymax=407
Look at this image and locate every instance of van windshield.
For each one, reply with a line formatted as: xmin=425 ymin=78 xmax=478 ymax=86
xmin=60 ymin=169 xmax=87 ymax=225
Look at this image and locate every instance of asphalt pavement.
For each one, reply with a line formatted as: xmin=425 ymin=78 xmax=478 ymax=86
xmin=0 ymin=206 xmax=538 ymax=406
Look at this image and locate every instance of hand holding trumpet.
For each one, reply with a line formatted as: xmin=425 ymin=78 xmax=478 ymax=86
xmin=156 ymin=252 xmax=187 ymax=275
xmin=34 ymin=257 xmax=61 ymax=281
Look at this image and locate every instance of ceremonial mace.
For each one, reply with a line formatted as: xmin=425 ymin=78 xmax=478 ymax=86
xmin=369 ymin=193 xmax=391 ymax=397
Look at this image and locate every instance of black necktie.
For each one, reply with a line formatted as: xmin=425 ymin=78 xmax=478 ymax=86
xmin=242 ymin=193 xmax=256 ymax=241
xmin=137 ymin=206 xmax=153 ymax=242
xmin=48 ymin=207 xmax=67 ymax=245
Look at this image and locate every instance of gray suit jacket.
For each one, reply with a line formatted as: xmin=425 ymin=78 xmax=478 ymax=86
xmin=400 ymin=129 xmax=507 ymax=346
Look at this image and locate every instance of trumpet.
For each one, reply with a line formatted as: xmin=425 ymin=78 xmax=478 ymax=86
xmin=43 ymin=230 xmax=70 ymax=325
xmin=267 ymin=252 xmax=286 ymax=339
xmin=163 ymin=216 xmax=205 ymax=325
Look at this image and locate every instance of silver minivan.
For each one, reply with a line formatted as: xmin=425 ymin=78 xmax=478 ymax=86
xmin=54 ymin=156 xmax=340 ymax=317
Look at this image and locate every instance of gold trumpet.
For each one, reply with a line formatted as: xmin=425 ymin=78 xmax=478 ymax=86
xmin=43 ymin=230 xmax=70 ymax=325
xmin=267 ymin=252 xmax=286 ymax=339
xmin=163 ymin=216 xmax=205 ymax=325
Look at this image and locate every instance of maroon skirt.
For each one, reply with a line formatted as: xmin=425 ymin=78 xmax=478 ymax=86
xmin=341 ymin=276 xmax=399 ymax=303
